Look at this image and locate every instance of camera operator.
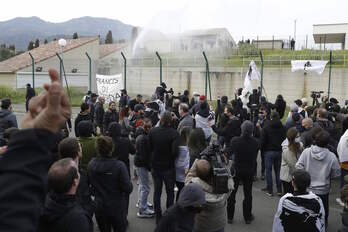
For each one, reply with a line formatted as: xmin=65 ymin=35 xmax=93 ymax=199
xmin=185 ymin=156 xmax=233 ymax=232
xmin=248 ymin=89 xmax=260 ymax=108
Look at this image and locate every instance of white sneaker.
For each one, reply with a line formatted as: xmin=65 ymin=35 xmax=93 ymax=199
xmin=136 ymin=202 xmax=153 ymax=208
xmin=137 ymin=208 xmax=155 ymax=218
xmin=336 ymin=198 xmax=345 ymax=207
xmin=174 ymin=187 xmax=178 ymax=192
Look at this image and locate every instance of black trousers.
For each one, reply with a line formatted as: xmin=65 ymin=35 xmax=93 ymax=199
xmin=281 ymin=181 xmax=294 ymax=194
xmin=227 ymin=173 xmax=253 ymax=221
xmin=95 ymin=204 xmax=126 ymax=232
xmin=317 ymin=193 xmax=329 ymax=224
xmin=152 ymin=168 xmax=175 ymax=224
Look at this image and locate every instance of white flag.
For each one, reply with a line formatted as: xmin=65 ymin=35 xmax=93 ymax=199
xmin=96 ymin=74 xmax=124 ymax=103
xmin=291 ymin=60 xmax=328 ymax=75
xmin=244 ymin=60 xmax=261 ymax=93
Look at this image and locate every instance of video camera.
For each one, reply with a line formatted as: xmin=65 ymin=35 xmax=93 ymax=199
xmin=310 ymin=91 xmax=324 ymax=106
xmin=199 ymin=141 xmax=231 ymax=194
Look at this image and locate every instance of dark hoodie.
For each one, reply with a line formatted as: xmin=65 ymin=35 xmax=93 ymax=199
xmin=155 ymin=183 xmax=206 ymax=232
xmin=134 ymin=127 xmax=151 ymax=170
xmin=74 ymin=112 xmax=91 ymax=137
xmin=0 ymin=109 xmax=18 ymax=137
xmin=261 ymin=119 xmax=286 ymax=152
xmin=38 ymin=192 xmax=92 ymax=232
xmin=339 ymin=208 xmax=348 ymax=232
xmin=108 ymin=122 xmax=135 ymax=175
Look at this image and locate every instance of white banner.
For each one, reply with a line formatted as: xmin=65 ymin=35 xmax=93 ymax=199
xmin=291 ymin=60 xmax=328 ymax=75
xmin=244 ymin=60 xmax=261 ymax=93
xmin=96 ymin=74 xmax=123 ymax=103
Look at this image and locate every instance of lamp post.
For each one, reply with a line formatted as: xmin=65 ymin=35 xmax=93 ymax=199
xmin=58 ymin=38 xmax=67 ymax=82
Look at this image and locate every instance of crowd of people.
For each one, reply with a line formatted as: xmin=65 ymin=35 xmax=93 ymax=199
xmin=0 ymin=68 xmax=348 ymax=232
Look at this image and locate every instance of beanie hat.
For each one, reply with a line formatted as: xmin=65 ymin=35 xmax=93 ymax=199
xmin=199 ymin=95 xmax=206 ymax=101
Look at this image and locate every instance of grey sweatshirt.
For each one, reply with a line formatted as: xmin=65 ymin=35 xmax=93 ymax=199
xmin=295 ymin=145 xmax=340 ymax=195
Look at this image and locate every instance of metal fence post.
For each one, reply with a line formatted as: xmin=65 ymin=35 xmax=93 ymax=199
xmin=121 ymin=52 xmax=127 ymax=90
xmin=155 ymin=51 xmax=162 ymax=84
xmin=56 ymin=53 xmax=71 ymax=101
xmin=328 ymin=51 xmax=332 ymax=99
xmin=203 ymin=51 xmax=212 ymax=100
xmin=259 ymin=50 xmax=264 ymax=97
xmin=28 ymin=52 xmax=35 ymax=88
xmin=85 ymin=52 xmax=92 ymax=91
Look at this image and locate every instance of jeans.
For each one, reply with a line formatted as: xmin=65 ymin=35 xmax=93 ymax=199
xmin=138 ymin=167 xmax=151 ymax=212
xmin=152 ymin=168 xmax=175 ymax=223
xmin=317 ymin=193 xmax=329 ymax=224
xmin=95 ymin=203 xmax=126 ymax=232
xmin=281 ymin=181 xmax=293 ymax=194
xmin=227 ymin=173 xmax=253 ymax=221
xmin=341 ymin=168 xmax=348 ymax=188
xmin=264 ymin=151 xmax=282 ymax=193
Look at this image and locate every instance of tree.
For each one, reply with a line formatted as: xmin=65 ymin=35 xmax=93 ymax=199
xmin=105 ymin=30 xmax=113 ymax=44
xmin=27 ymin=41 xmax=34 ymax=51
xmin=73 ymin=32 xmax=78 ymax=39
xmin=44 ymin=39 xmax=48 ymax=44
xmin=8 ymin=45 xmax=15 ymax=51
xmin=35 ymin=39 xmax=40 ymax=48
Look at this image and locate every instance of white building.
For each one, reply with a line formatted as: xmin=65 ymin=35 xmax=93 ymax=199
xmin=313 ymin=23 xmax=348 ymax=50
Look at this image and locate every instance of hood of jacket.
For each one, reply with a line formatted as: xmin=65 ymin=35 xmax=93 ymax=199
xmin=41 ymin=192 xmax=77 ymax=223
xmin=108 ymin=122 xmax=121 ymax=138
xmin=310 ymin=145 xmax=329 ymax=161
xmin=0 ymin=109 xmax=11 ymax=118
xmin=177 ymin=183 xmax=206 ymax=208
xmin=189 ymin=177 xmax=226 ymax=203
xmin=197 ymin=107 xmax=210 ymax=118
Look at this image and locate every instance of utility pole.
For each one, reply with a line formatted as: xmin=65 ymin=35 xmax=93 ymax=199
xmin=294 ymin=19 xmax=297 ymax=41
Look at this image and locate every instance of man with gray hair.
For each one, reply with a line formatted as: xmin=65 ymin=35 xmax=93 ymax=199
xmin=300 ymin=117 xmax=314 ymax=148
xmin=177 ymin=103 xmax=194 ymax=133
xmin=227 ymin=120 xmax=260 ymax=224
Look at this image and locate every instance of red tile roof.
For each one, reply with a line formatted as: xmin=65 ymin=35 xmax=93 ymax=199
xmin=0 ymin=37 xmax=99 ymax=73
xmin=99 ymin=43 xmax=128 ymax=58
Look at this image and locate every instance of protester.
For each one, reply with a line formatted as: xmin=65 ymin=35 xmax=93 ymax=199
xmin=0 ymin=98 xmax=18 ymax=139
xmin=187 ymin=128 xmax=207 ymax=167
xmin=280 ymin=127 xmax=303 ymax=194
xmin=195 ymin=101 xmax=215 ymax=143
xmin=179 ymin=90 xmax=190 ymax=105
xmin=175 ymin=127 xmax=191 ymax=201
xmin=25 ymin=83 xmax=35 ymax=112
xmin=227 ymin=121 xmax=259 ymax=224
xmin=119 ymin=89 xmax=130 ymax=109
xmin=103 ymin=101 xmax=119 ymax=135
xmin=338 ymin=122 xmax=348 ymax=188
xmin=300 ymin=117 xmax=314 ymax=148
xmin=190 ymin=92 xmax=200 ymax=109
xmin=296 ymin=130 xmax=341 ymax=223
xmin=94 ymin=96 xmax=105 ymax=134
xmin=149 ymin=111 xmax=180 ymax=223
xmin=76 ymin=120 xmax=97 ymax=172
xmin=339 ymin=185 xmax=348 ymax=231
xmin=177 ymin=103 xmax=194 ymax=133
xmin=154 ymin=183 xmax=206 ymax=232
xmin=129 ymin=94 xmax=143 ymax=112
xmin=248 ymin=89 xmax=260 ymax=108
xmin=314 ymin=108 xmax=337 ymax=139
xmin=74 ymin=102 xmax=92 ymax=137
xmin=38 ymin=158 xmax=93 ymax=232
xmin=273 ymin=170 xmax=325 ymax=232
xmin=190 ymin=95 xmax=206 ymax=116
xmin=134 ymin=119 xmax=155 ymax=218
xmin=119 ymin=106 xmax=133 ymax=137
xmin=261 ymin=111 xmax=286 ymax=196
xmin=88 ymin=136 xmax=132 ymax=232
xmin=215 ymin=96 xmax=229 ymax=124
xmin=88 ymin=93 xmax=98 ymax=123
xmin=274 ymin=95 xmax=286 ymax=119
xmin=185 ymin=159 xmax=233 ymax=232
xmin=212 ymin=106 xmax=241 ymax=157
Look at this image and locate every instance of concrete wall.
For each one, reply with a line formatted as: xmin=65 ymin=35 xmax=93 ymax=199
xmin=0 ymin=73 xmax=16 ymax=87
xmin=101 ymin=66 xmax=348 ymax=104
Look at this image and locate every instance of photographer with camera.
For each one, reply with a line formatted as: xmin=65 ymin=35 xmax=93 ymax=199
xmin=185 ymin=143 xmax=233 ymax=232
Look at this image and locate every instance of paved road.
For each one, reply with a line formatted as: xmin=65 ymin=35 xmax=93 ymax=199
xmin=12 ymin=104 xmax=343 ymax=232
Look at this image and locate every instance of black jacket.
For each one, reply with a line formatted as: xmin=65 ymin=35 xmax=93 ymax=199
xmin=74 ymin=112 xmax=91 ymax=137
xmin=274 ymin=99 xmax=286 ymax=119
xmin=0 ymin=129 xmax=57 ymax=232
xmin=128 ymin=99 xmax=139 ymax=111
xmin=261 ymin=119 xmax=286 ymax=152
xmin=94 ymin=102 xmax=105 ymax=127
xmin=26 ymin=86 xmax=35 ymax=101
xmin=149 ymin=125 xmax=180 ymax=170
xmin=134 ymin=128 xmax=151 ymax=170
xmin=230 ymin=136 xmax=259 ymax=175
xmin=109 ymin=122 xmax=135 ymax=174
xmin=38 ymin=193 xmax=93 ymax=232
xmin=155 ymin=205 xmax=196 ymax=232
xmin=103 ymin=110 xmax=119 ymax=134
xmin=212 ymin=116 xmax=241 ymax=147
xmin=88 ymin=156 xmax=133 ymax=207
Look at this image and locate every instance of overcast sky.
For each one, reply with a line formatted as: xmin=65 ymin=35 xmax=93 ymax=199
xmin=2 ymin=0 xmax=348 ymax=41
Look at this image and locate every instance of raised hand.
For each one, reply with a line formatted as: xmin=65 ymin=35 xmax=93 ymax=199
xmin=21 ymin=69 xmax=71 ymax=133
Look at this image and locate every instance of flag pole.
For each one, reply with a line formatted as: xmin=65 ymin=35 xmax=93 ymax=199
xmin=259 ymin=50 xmax=264 ymax=97
xmin=328 ymin=51 xmax=332 ymax=99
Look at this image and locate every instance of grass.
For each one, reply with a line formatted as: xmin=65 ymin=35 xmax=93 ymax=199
xmin=0 ymin=85 xmax=85 ymax=107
